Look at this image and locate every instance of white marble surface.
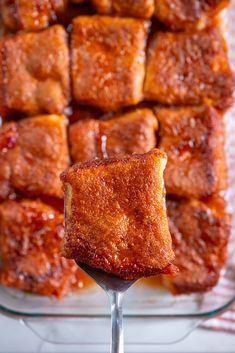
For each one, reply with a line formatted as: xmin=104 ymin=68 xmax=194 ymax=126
xmin=0 ymin=314 xmax=234 ymax=353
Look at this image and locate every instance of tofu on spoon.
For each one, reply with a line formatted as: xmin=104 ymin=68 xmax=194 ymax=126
xmin=60 ymin=149 xmax=175 ymax=280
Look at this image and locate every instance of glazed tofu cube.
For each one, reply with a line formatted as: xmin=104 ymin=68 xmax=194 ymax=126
xmin=0 ymin=0 xmax=67 ymax=31
xmin=144 ymin=28 xmax=234 ymax=109
xmin=155 ymin=105 xmax=227 ymax=199
xmin=69 ymin=108 xmax=158 ymax=162
xmin=0 ymin=114 xmax=69 ymax=200
xmin=71 ymin=16 xmax=149 ymax=112
xmin=91 ymin=0 xmax=154 ymax=19
xmin=0 ymin=200 xmax=82 ymax=298
xmin=155 ymin=0 xmax=229 ymax=30
xmin=61 ymin=149 xmax=174 ymax=280
xmin=165 ymin=198 xmax=230 ymax=294
xmin=0 ymin=25 xmax=70 ymax=117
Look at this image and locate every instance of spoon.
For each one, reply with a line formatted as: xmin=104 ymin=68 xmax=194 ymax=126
xmin=77 ymin=262 xmax=137 ymax=353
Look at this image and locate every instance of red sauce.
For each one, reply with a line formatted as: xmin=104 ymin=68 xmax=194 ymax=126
xmin=74 ymin=268 xmax=94 ymax=290
xmin=0 ymin=123 xmax=18 ymax=154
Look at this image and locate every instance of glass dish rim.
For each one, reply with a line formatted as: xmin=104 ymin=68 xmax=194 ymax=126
xmin=1 ymin=295 xmax=235 ymax=320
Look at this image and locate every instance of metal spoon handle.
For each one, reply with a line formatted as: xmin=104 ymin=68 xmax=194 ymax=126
xmin=108 ymin=290 xmax=124 ymax=353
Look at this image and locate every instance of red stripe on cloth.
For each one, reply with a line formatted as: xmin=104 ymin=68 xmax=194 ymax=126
xmin=216 ymin=317 xmax=235 ymax=323
xmin=203 ymin=325 xmax=235 ymax=334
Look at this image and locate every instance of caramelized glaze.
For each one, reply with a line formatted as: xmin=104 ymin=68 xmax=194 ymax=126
xmin=91 ymin=0 xmax=154 ymax=19
xmin=0 ymin=199 xmax=89 ymax=298
xmin=69 ymin=108 xmax=158 ymax=162
xmin=144 ymin=27 xmax=234 ymax=109
xmin=0 ymin=114 xmax=69 ymax=200
xmin=71 ymin=16 xmax=149 ymax=111
xmin=155 ymin=0 xmax=229 ymax=30
xmin=165 ymin=198 xmax=230 ymax=294
xmin=155 ymin=105 xmax=227 ymax=198
xmin=0 ymin=25 xmax=70 ymax=117
xmin=0 ymin=0 xmax=67 ymax=31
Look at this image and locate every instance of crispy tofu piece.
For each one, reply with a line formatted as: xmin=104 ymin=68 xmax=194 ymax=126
xmin=165 ymin=198 xmax=230 ymax=294
xmin=69 ymin=108 xmax=158 ymax=162
xmin=0 ymin=114 xmax=69 ymax=200
xmin=144 ymin=28 xmax=234 ymax=109
xmin=155 ymin=0 xmax=229 ymax=30
xmin=0 ymin=199 xmax=83 ymax=298
xmin=91 ymin=0 xmax=154 ymax=19
xmin=0 ymin=0 xmax=67 ymax=31
xmin=0 ymin=25 xmax=70 ymax=117
xmin=61 ymin=149 xmax=174 ymax=280
xmin=71 ymin=16 xmax=149 ymax=112
xmin=155 ymin=105 xmax=227 ymax=199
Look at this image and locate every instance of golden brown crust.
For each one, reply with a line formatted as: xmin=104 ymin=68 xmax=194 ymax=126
xmin=155 ymin=105 xmax=227 ymax=198
xmin=61 ymin=149 xmax=175 ymax=280
xmin=0 ymin=199 xmax=81 ymax=298
xmin=0 ymin=0 xmax=67 ymax=31
xmin=144 ymin=27 xmax=234 ymax=109
xmin=71 ymin=16 xmax=149 ymax=112
xmin=69 ymin=108 xmax=158 ymax=162
xmin=0 ymin=25 xmax=70 ymax=117
xmin=155 ymin=0 xmax=229 ymax=30
xmin=165 ymin=198 xmax=230 ymax=294
xmin=91 ymin=0 xmax=154 ymax=19
xmin=0 ymin=114 xmax=69 ymax=199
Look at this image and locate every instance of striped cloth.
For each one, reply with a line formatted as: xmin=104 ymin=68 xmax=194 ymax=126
xmin=201 ymin=237 xmax=235 ymax=333
xmin=200 ymin=2 xmax=235 ymax=333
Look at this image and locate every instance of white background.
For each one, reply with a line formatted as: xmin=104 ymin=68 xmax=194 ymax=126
xmin=0 ymin=315 xmax=234 ymax=353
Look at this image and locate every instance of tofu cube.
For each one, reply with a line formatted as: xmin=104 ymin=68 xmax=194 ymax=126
xmin=71 ymin=16 xmax=149 ymax=112
xmin=144 ymin=28 xmax=234 ymax=109
xmin=91 ymin=0 xmax=154 ymax=19
xmin=0 ymin=0 xmax=67 ymax=31
xmin=61 ymin=149 xmax=174 ymax=280
xmin=69 ymin=108 xmax=158 ymax=162
xmin=0 ymin=199 xmax=82 ymax=298
xmin=155 ymin=0 xmax=229 ymax=30
xmin=0 ymin=25 xmax=70 ymax=117
xmin=165 ymin=198 xmax=230 ymax=294
xmin=155 ymin=105 xmax=227 ymax=199
xmin=0 ymin=114 xmax=69 ymax=199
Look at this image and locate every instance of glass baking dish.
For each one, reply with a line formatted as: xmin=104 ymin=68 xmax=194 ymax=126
xmin=0 ymin=4 xmax=235 ymax=350
xmin=0 ymin=258 xmax=235 ymax=346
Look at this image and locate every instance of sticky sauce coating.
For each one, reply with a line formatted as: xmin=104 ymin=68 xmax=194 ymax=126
xmin=155 ymin=0 xmax=229 ymax=30
xmin=155 ymin=105 xmax=227 ymax=199
xmin=0 ymin=0 xmax=67 ymax=31
xmin=71 ymin=16 xmax=149 ymax=111
xmin=0 ymin=25 xmax=70 ymax=117
xmin=69 ymin=108 xmax=158 ymax=162
xmin=0 ymin=114 xmax=69 ymax=200
xmin=0 ymin=199 xmax=88 ymax=298
xmin=144 ymin=28 xmax=234 ymax=109
xmin=165 ymin=198 xmax=230 ymax=294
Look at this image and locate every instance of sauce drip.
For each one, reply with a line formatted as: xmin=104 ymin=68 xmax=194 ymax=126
xmin=101 ymin=134 xmax=108 ymax=159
